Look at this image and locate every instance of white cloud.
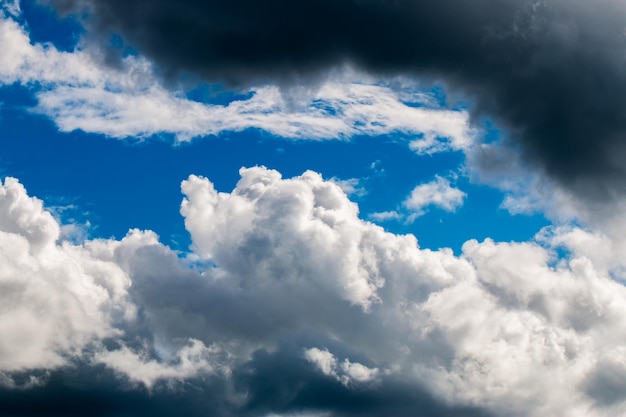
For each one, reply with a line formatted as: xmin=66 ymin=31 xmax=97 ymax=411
xmin=95 ymin=339 xmax=224 ymax=389
xmin=329 ymin=177 xmax=367 ymax=198
xmin=176 ymin=167 xmax=626 ymax=416
xmin=304 ymin=347 xmax=379 ymax=386
xmin=466 ymin=141 xmax=582 ymax=223
xmin=180 ymin=167 xmax=386 ymax=310
xmin=304 ymin=348 xmax=338 ymax=377
xmin=403 ymin=176 xmax=466 ymax=220
xmin=0 ymin=177 xmax=133 ymax=372
xmin=3 ymin=168 xmax=626 ymax=415
xmin=368 ymin=176 xmax=466 ymax=224
xmin=368 ymin=210 xmax=403 ymax=222
xmin=0 ymin=176 xmax=222 ymax=388
xmin=0 ymin=11 xmax=472 ymax=148
xmin=0 ymin=0 xmax=19 ymax=17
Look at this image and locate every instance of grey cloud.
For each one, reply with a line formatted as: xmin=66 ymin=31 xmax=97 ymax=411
xmin=584 ymin=359 xmax=626 ymax=409
xmin=44 ymin=0 xmax=626 ymax=204
xmin=0 ymin=352 xmax=490 ymax=417
xmin=0 ymin=364 xmax=234 ymax=417
xmin=232 ymin=345 xmax=492 ymax=417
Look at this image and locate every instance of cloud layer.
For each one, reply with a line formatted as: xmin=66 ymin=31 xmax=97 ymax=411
xmin=45 ymin=0 xmax=626 ymax=205
xmin=2 ymin=168 xmax=626 ymax=416
xmin=0 ymin=8 xmax=470 ymax=149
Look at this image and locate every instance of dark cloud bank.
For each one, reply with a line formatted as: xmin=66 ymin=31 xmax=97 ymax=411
xmin=49 ymin=0 xmax=626 ymax=202
xmin=0 ymin=353 xmax=489 ymax=417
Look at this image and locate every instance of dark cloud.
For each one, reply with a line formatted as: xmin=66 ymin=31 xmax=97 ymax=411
xmin=0 ymin=364 xmax=232 ymax=417
xmin=0 ymin=351 xmax=491 ymax=417
xmin=45 ymin=0 xmax=626 ymax=202
xmin=233 ymin=344 xmax=493 ymax=417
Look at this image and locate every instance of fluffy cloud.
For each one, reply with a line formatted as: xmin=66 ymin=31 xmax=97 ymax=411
xmin=304 ymin=347 xmax=379 ymax=386
xmin=403 ymin=176 xmax=466 ymax=219
xmin=177 ymin=166 xmax=626 ymax=416
xmin=3 ymin=168 xmax=626 ymax=416
xmin=369 ymin=176 xmax=466 ymax=223
xmin=0 ymin=7 xmax=470 ymax=149
xmin=0 ymin=177 xmax=131 ymax=373
xmin=0 ymin=176 xmax=220 ymax=390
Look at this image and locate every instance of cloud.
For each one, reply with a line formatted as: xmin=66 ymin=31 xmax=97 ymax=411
xmin=44 ymin=0 xmax=626 ymax=207
xmin=0 ymin=176 xmax=220 ymax=391
xmin=369 ymin=176 xmax=466 ymax=223
xmin=403 ymin=176 xmax=466 ymax=220
xmin=368 ymin=210 xmax=403 ymax=222
xmin=328 ymin=177 xmax=367 ymax=199
xmin=0 ymin=9 xmax=470 ymax=147
xmin=174 ymin=166 xmax=626 ymax=415
xmin=304 ymin=347 xmax=379 ymax=386
xmin=3 ymin=168 xmax=626 ymax=415
xmin=0 ymin=176 xmax=132 ymax=373
xmin=36 ymin=82 xmax=470 ymax=145
xmin=94 ymin=339 xmax=224 ymax=389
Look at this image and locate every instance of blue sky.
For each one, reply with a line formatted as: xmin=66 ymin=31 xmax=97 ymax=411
xmin=3 ymin=2 xmax=626 ymax=417
xmin=0 ymin=1 xmax=550 ymax=254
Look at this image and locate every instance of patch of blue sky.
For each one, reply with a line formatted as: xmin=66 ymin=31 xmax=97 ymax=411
xmin=309 ymin=98 xmax=339 ymax=116
xmin=185 ymin=83 xmax=255 ymax=106
xmin=17 ymin=0 xmax=82 ymax=52
xmin=0 ymin=88 xmax=549 ymax=255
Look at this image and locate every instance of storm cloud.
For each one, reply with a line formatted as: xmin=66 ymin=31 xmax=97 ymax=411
xmin=46 ymin=0 xmax=626 ymax=203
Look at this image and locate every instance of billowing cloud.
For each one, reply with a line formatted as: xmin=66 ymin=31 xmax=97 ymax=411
xmin=0 ymin=8 xmax=470 ymax=149
xmin=44 ymin=0 xmax=626 ymax=206
xmin=3 ymin=167 xmax=626 ymax=415
xmin=0 ymin=176 xmax=133 ymax=373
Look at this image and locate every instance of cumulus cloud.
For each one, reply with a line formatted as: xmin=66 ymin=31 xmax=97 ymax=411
xmin=0 ymin=8 xmax=470 ymax=148
xmin=175 ymin=166 xmax=626 ymax=416
xmin=369 ymin=176 xmax=466 ymax=223
xmin=304 ymin=347 xmax=379 ymax=386
xmin=3 ymin=168 xmax=626 ymax=416
xmin=0 ymin=176 xmax=221 ymax=392
xmin=403 ymin=176 xmax=466 ymax=219
xmin=0 ymin=176 xmax=132 ymax=373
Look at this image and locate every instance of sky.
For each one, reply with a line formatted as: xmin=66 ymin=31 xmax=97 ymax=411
xmin=2 ymin=0 xmax=626 ymax=416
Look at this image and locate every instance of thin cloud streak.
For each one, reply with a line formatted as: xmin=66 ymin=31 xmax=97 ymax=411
xmin=0 ymin=9 xmax=471 ymax=148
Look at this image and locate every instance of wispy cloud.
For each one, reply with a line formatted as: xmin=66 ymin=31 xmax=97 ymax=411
xmin=0 ymin=9 xmax=471 ymax=148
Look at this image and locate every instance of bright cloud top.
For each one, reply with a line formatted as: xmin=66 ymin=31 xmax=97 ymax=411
xmin=1 ymin=167 xmax=626 ymax=416
xmin=0 ymin=8 xmax=470 ymax=150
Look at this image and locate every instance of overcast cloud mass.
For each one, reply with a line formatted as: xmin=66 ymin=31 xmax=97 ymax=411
xmin=46 ymin=0 xmax=626 ymax=204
